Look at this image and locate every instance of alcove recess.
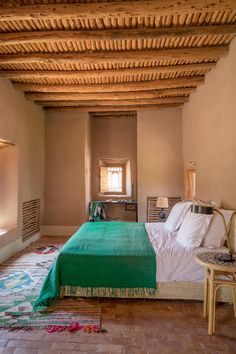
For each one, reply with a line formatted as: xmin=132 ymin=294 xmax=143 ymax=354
xmin=0 ymin=139 xmax=18 ymax=235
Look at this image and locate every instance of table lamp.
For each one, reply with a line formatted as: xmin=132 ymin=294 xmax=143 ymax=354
xmin=191 ymin=204 xmax=235 ymax=263
xmin=156 ymin=197 xmax=169 ymax=220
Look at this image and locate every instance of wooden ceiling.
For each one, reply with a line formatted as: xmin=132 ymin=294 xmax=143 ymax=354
xmin=0 ymin=0 xmax=236 ymax=112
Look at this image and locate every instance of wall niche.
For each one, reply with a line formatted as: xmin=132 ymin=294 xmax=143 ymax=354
xmin=0 ymin=139 xmax=18 ymax=234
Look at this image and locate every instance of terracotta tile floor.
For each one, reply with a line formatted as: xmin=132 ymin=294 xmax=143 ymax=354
xmin=0 ymin=299 xmax=235 ymax=353
xmin=0 ymin=236 xmax=235 ymax=354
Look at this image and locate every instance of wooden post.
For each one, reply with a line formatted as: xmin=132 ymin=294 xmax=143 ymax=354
xmin=203 ymin=267 xmax=209 ymax=317
xmin=208 ymin=269 xmax=215 ymax=335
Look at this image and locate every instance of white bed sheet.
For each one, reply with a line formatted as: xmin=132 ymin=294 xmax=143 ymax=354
xmin=145 ymin=222 xmax=227 ymax=283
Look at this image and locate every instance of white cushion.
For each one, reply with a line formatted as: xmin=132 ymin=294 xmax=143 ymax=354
xmin=164 ymin=202 xmax=191 ymax=232
xmin=202 ymin=209 xmax=233 ymax=248
xmin=176 ymin=210 xmax=212 ymax=249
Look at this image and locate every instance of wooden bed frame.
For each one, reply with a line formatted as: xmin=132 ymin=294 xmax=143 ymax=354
xmin=60 ymin=281 xmax=232 ymax=302
xmin=156 ymin=281 xmax=232 ymax=302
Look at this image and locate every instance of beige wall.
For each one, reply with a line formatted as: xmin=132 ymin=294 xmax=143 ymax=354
xmin=182 ymin=37 xmax=236 ymax=209
xmin=44 ymin=111 xmax=91 ymax=228
xmin=84 ymin=116 xmax=92 ymax=215
xmin=137 ymin=108 xmax=184 ymax=221
xmin=0 ymin=78 xmax=45 ymax=260
xmin=0 ymin=145 xmax=18 ymax=229
xmin=91 ymin=116 xmax=137 ymax=221
xmin=92 ymin=116 xmax=137 ymax=199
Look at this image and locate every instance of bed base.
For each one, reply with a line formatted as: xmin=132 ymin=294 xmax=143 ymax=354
xmin=156 ymin=282 xmax=231 ymax=302
xmin=60 ymin=282 xmax=232 ymax=303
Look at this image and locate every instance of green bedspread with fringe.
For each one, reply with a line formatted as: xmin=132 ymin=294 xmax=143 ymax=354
xmin=33 ymin=222 xmax=156 ymax=311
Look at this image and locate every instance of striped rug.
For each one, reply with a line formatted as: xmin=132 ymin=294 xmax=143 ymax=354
xmin=0 ymin=241 xmax=102 ymax=332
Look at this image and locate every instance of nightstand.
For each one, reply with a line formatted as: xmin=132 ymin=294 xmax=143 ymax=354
xmin=196 ymin=252 xmax=236 ymax=335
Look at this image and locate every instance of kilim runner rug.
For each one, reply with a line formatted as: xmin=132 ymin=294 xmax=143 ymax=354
xmin=0 ymin=241 xmax=102 ymax=332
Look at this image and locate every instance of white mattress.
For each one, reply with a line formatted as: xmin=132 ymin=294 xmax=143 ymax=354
xmin=145 ymin=222 xmax=227 ymax=283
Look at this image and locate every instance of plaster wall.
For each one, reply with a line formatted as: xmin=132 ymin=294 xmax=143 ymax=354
xmin=85 ymin=115 xmax=92 ymax=216
xmin=137 ymin=108 xmax=184 ymax=221
xmin=0 ymin=145 xmax=18 ymax=229
xmin=0 ymin=78 xmax=45 ymax=261
xmin=182 ymin=37 xmax=236 ymax=209
xmin=91 ymin=116 xmax=137 ymax=221
xmin=44 ymin=111 xmax=90 ymax=229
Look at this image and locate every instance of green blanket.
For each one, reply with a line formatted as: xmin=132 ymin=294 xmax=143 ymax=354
xmin=33 ymin=222 xmax=156 ymax=311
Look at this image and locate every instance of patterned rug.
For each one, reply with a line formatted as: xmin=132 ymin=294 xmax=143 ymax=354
xmin=0 ymin=241 xmax=102 ymax=332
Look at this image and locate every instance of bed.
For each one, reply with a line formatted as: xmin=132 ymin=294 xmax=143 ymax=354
xmin=33 ymin=204 xmax=235 ymax=311
xmin=146 ymin=222 xmax=232 ymax=302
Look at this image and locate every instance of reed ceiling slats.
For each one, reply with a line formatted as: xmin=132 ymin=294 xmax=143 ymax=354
xmin=0 ymin=0 xmax=235 ymax=111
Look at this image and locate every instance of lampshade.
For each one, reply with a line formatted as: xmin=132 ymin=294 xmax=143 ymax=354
xmin=191 ymin=204 xmax=214 ymax=215
xmin=156 ymin=197 xmax=169 ymax=209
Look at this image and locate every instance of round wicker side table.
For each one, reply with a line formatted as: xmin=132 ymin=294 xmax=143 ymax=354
xmin=195 ymin=252 xmax=236 ymax=335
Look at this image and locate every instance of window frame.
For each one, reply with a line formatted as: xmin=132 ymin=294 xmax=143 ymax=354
xmin=99 ymin=160 xmax=127 ymax=196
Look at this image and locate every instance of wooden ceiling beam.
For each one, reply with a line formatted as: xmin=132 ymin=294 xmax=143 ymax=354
xmin=0 ymin=1 xmax=235 ymax=22
xmin=44 ymin=104 xmax=183 ymax=113
xmin=91 ymin=111 xmax=137 ymax=117
xmin=25 ymin=88 xmax=194 ymax=102
xmin=0 ymin=63 xmax=215 ymax=80
xmin=0 ymin=47 xmax=228 ymax=65
xmin=14 ymin=76 xmax=204 ymax=93
xmin=91 ymin=113 xmax=137 ymax=119
xmin=0 ymin=25 xmax=235 ymax=46
xmin=35 ymin=97 xmax=188 ymax=107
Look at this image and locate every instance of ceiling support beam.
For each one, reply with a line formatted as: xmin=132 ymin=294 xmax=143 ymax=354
xmin=34 ymin=97 xmax=189 ymax=107
xmin=13 ymin=76 xmax=204 ymax=93
xmin=25 ymin=88 xmax=194 ymax=102
xmin=91 ymin=111 xmax=137 ymax=117
xmin=0 ymin=1 xmax=235 ymax=22
xmin=44 ymin=104 xmax=184 ymax=113
xmin=0 ymin=47 xmax=228 ymax=65
xmin=0 ymin=63 xmax=215 ymax=80
xmin=0 ymin=25 xmax=235 ymax=46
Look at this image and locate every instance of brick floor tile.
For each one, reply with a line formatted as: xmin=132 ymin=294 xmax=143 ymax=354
xmin=95 ymin=344 xmax=123 ymax=353
xmin=199 ymin=343 xmax=229 ymax=352
xmin=0 ymin=333 xmax=8 ymax=339
xmin=123 ymin=349 xmax=147 ymax=354
xmin=6 ymin=341 xmax=52 ymax=350
xmin=0 ymin=334 xmax=24 ymax=341
xmin=65 ymin=332 xmax=91 ymax=341
xmin=13 ymin=349 xmax=38 ymax=354
xmin=51 ymin=342 xmax=77 ymax=350
xmin=72 ymin=334 xmax=112 ymax=345
xmin=75 ymin=343 xmax=101 ymax=351
xmin=111 ymin=337 xmax=134 ymax=345
xmin=0 ymin=348 xmax=15 ymax=354
xmin=0 ymin=341 xmax=8 ymax=347
xmin=37 ymin=351 xmax=60 ymax=354
xmin=40 ymin=333 xmax=68 ymax=342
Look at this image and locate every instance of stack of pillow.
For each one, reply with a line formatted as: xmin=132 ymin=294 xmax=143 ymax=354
xmin=164 ymin=201 xmax=233 ymax=249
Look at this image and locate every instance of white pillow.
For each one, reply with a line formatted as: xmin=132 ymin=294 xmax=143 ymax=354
xmin=164 ymin=201 xmax=191 ymax=232
xmin=202 ymin=209 xmax=233 ymax=248
xmin=176 ymin=210 xmax=212 ymax=249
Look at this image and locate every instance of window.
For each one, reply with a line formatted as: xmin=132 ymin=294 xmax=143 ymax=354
xmin=107 ymin=167 xmax=123 ymax=192
xmin=99 ymin=159 xmax=131 ymax=196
